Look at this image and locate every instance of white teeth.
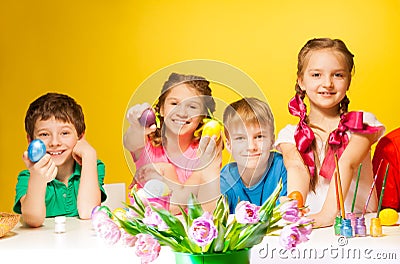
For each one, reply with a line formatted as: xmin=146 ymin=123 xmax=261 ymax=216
xmin=49 ymin=151 xmax=62 ymax=155
xmin=174 ymin=120 xmax=187 ymax=125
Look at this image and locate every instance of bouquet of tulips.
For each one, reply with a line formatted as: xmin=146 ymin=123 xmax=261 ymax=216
xmin=92 ymin=181 xmax=313 ymax=263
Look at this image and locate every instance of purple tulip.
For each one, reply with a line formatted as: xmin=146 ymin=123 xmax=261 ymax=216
xmin=235 ymin=201 xmax=260 ymax=224
xmin=188 ymin=213 xmax=218 ymax=246
xmin=135 ymin=234 xmax=161 ymax=264
xmin=296 ymin=217 xmax=313 ymax=242
xmin=279 ymin=224 xmax=301 ymax=250
xmin=143 ymin=206 xmax=169 ymax=231
xmin=280 ymin=200 xmax=300 ymax=223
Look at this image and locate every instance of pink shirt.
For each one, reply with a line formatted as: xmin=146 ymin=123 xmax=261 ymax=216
xmin=134 ymin=141 xmax=199 ymax=184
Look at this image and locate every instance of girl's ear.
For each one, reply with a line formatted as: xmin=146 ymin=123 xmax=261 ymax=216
xmin=159 ymin=105 xmax=164 ymax=117
xmin=297 ymin=77 xmax=306 ymax=91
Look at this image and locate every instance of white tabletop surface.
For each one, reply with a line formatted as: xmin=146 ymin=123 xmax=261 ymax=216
xmin=1 ymin=213 xmax=399 ymax=264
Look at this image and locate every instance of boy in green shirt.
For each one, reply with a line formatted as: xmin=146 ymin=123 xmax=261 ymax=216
xmin=13 ymin=93 xmax=107 ymax=227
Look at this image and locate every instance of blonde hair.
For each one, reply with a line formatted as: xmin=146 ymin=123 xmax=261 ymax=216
xmin=223 ymin=97 xmax=274 ymax=139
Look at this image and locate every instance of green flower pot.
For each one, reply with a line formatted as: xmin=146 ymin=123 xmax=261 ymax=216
xmin=174 ymin=248 xmax=251 ymax=264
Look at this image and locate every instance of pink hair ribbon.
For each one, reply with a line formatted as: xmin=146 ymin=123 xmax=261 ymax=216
xmin=319 ymin=111 xmax=383 ymax=180
xmin=289 ymin=94 xmax=383 ymax=180
xmin=289 ymin=94 xmax=316 ymax=177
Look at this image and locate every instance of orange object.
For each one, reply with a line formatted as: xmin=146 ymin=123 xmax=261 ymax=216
xmin=288 ymin=191 xmax=304 ymax=208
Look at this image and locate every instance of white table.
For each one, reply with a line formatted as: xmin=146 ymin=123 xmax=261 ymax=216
xmin=1 ymin=214 xmax=399 ymax=264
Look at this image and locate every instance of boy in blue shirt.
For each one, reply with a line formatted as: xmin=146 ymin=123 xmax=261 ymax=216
xmin=13 ymin=93 xmax=107 ymax=227
xmin=220 ymin=97 xmax=287 ymax=213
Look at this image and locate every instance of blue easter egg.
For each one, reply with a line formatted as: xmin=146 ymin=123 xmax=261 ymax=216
xmin=28 ymin=139 xmax=46 ymax=162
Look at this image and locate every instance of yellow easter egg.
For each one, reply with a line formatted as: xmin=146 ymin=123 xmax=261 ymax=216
xmin=201 ymin=120 xmax=222 ymax=140
xmin=378 ymin=208 xmax=399 ymax=226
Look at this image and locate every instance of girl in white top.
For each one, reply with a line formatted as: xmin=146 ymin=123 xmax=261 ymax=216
xmin=275 ymin=38 xmax=385 ymax=227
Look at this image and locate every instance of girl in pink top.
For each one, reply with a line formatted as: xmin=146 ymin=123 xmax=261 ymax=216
xmin=275 ymin=38 xmax=385 ymax=227
xmin=123 ymin=73 xmax=222 ymax=213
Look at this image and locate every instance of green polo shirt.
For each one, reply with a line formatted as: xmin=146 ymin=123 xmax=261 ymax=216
xmin=13 ymin=160 xmax=107 ymax=217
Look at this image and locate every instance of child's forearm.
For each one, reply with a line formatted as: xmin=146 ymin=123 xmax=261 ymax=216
xmin=77 ymin=152 xmax=101 ymax=219
xmin=21 ymin=179 xmax=47 ymax=227
xmin=123 ymin=125 xmax=146 ymax=154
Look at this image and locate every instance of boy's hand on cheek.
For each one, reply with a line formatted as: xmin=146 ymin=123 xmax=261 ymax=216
xmin=72 ymin=137 xmax=96 ymax=165
xmin=23 ymin=151 xmax=57 ymax=183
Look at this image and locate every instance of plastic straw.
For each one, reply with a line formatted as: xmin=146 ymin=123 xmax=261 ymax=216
xmin=376 ymin=163 xmax=390 ymax=218
xmin=334 ymin=154 xmax=345 ymax=219
xmin=351 ymin=164 xmax=362 ymax=213
xmin=362 ymin=159 xmax=383 ymax=217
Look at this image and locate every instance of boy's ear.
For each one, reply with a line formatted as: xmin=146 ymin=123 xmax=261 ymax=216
xmin=225 ymin=137 xmax=232 ymax=153
xmin=26 ymin=134 xmax=32 ymax=143
xmin=79 ymin=132 xmax=85 ymax=140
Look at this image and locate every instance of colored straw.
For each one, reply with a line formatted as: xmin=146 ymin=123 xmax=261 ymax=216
xmin=334 ymin=154 xmax=345 ymax=219
xmin=351 ymin=164 xmax=362 ymax=213
xmin=376 ymin=163 xmax=390 ymax=218
xmin=362 ymin=159 xmax=383 ymax=217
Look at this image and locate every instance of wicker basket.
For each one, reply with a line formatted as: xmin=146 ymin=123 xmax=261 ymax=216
xmin=0 ymin=212 xmax=20 ymax=237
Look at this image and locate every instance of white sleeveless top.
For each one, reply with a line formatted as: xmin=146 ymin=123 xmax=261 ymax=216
xmin=275 ymin=111 xmax=385 ymax=214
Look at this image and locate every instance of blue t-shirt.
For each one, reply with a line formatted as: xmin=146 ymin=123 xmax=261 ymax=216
xmin=220 ymin=151 xmax=287 ymax=213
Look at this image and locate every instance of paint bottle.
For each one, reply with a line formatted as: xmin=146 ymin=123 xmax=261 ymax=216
xmin=354 ymin=217 xmax=366 ymax=237
xmin=370 ymin=217 xmax=382 ymax=237
xmin=340 ymin=218 xmax=353 ymax=238
xmin=334 ymin=216 xmax=342 ymax=236
xmin=54 ymin=216 xmax=66 ymax=233
xmin=346 ymin=212 xmax=356 ymax=230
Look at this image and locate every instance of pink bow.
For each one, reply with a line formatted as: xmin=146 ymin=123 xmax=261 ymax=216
xmin=320 ymin=112 xmax=383 ymax=180
xmin=289 ymin=95 xmax=316 ymax=177
xmin=289 ymin=95 xmax=383 ymax=180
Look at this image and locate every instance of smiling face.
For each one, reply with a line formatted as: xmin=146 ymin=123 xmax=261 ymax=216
xmin=298 ymin=49 xmax=351 ymax=112
xmin=160 ymin=83 xmax=205 ymax=138
xmin=33 ymin=116 xmax=79 ymax=169
xmin=226 ymin=122 xmax=273 ymax=171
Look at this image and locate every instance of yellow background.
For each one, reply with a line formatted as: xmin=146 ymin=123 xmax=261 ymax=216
xmin=1 ymin=1 xmax=399 ymax=211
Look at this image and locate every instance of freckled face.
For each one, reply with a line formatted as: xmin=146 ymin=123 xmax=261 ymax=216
xmin=33 ymin=116 xmax=78 ymax=167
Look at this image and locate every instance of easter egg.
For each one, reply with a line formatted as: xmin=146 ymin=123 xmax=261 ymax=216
xmin=379 ymin=208 xmax=399 ymax=226
xmin=27 ymin=139 xmax=46 ymax=162
xmin=201 ymin=120 xmax=222 ymax=140
xmin=144 ymin=179 xmax=170 ymax=197
xmin=139 ymin=108 xmax=156 ymax=127
xmin=288 ymin=191 xmax=304 ymax=208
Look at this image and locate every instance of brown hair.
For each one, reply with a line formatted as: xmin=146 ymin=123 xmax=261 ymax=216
xmin=25 ymin=93 xmax=85 ymax=140
xmin=295 ymin=38 xmax=354 ymax=191
xmin=150 ymin=73 xmax=216 ymax=146
xmin=223 ymin=97 xmax=274 ymax=140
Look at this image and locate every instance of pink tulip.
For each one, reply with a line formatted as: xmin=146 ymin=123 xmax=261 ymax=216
xmin=188 ymin=213 xmax=218 ymax=246
xmin=279 ymin=224 xmax=301 ymax=250
xmin=135 ymin=234 xmax=161 ymax=264
xmin=143 ymin=206 xmax=169 ymax=231
xmin=235 ymin=201 xmax=260 ymax=224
